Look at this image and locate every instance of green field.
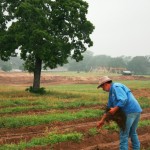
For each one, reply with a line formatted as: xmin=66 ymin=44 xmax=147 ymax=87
xmin=0 ymin=78 xmax=150 ymax=150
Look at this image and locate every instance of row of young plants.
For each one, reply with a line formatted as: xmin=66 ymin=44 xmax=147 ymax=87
xmin=0 ymin=132 xmax=83 ymax=150
xmin=0 ymin=109 xmax=104 ymax=128
xmin=0 ymin=87 xmax=149 ymax=112
xmin=1 ymin=119 xmax=150 ymax=150
xmin=0 ymin=93 xmax=149 ymax=130
xmin=0 ymin=86 xmax=106 ymax=116
xmin=0 ymin=95 xmax=149 ymax=117
xmin=1 ymin=100 xmax=150 ymax=128
xmin=0 ymin=99 xmax=103 ymax=115
xmin=0 ymin=97 xmax=149 ymax=115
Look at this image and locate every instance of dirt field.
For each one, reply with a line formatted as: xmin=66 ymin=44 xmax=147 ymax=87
xmin=0 ymin=72 xmax=150 ymax=150
xmin=0 ymin=71 xmax=150 ymax=86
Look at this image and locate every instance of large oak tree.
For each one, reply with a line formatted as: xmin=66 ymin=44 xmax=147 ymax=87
xmin=0 ymin=0 xmax=94 ymax=90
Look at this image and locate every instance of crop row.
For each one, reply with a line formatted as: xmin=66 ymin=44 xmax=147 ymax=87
xmin=0 ymin=97 xmax=149 ymax=117
xmin=0 ymin=119 xmax=150 ymax=150
xmin=0 ymin=100 xmax=103 ymax=115
xmin=0 ymin=109 xmax=103 ymax=128
xmin=0 ymin=88 xmax=149 ymax=116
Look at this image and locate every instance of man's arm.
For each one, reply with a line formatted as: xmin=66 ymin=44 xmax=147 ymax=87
xmin=97 ymin=113 xmax=107 ymax=128
xmin=97 ymin=106 xmax=119 ymax=128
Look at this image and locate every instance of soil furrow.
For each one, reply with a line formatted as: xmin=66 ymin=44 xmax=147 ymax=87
xmin=81 ymin=133 xmax=150 ymax=150
xmin=1 ymin=113 xmax=150 ymax=145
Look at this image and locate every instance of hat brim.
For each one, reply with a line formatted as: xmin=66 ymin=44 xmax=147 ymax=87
xmin=97 ymin=84 xmax=103 ymax=89
xmin=97 ymin=79 xmax=112 ymax=89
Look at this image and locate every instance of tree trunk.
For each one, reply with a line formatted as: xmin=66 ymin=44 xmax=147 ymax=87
xmin=33 ymin=57 xmax=42 ymax=90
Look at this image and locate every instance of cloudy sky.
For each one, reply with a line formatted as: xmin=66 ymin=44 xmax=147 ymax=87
xmin=85 ymin=0 xmax=150 ymax=57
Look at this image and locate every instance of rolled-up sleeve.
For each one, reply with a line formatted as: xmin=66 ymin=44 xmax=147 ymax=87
xmin=114 ymin=86 xmax=128 ymax=107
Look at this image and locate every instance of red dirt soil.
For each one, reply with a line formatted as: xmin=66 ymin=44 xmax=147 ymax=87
xmin=0 ymin=72 xmax=150 ymax=150
xmin=0 ymin=72 xmax=150 ymax=86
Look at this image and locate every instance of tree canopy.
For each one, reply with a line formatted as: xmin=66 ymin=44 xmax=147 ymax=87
xmin=0 ymin=0 xmax=94 ymax=90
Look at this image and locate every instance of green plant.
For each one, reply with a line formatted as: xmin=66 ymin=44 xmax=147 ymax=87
xmin=88 ymin=128 xmax=98 ymax=136
xmin=103 ymin=122 xmax=119 ymax=131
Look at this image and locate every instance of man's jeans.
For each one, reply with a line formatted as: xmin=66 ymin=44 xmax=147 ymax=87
xmin=120 ymin=113 xmax=140 ymax=150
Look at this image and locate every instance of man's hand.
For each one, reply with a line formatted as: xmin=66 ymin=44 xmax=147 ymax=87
xmin=97 ymin=120 xmax=104 ymax=128
xmin=109 ymin=106 xmax=119 ymax=115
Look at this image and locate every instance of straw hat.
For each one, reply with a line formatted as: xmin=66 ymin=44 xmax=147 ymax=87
xmin=97 ymin=76 xmax=112 ymax=88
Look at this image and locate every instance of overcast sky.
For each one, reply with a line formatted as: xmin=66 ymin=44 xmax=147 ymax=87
xmin=85 ymin=0 xmax=150 ymax=57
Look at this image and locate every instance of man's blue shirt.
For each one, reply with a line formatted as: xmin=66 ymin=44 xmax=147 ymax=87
xmin=107 ymin=83 xmax=142 ymax=114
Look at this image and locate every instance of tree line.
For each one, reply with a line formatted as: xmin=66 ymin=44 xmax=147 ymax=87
xmin=65 ymin=51 xmax=150 ymax=75
xmin=1 ymin=51 xmax=150 ymax=75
